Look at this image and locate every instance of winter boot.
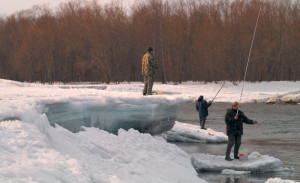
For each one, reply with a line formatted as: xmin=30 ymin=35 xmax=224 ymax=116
xmin=225 ymin=156 xmax=233 ymax=161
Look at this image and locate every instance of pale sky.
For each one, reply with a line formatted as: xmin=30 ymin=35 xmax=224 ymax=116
xmin=0 ymin=0 xmax=134 ymax=17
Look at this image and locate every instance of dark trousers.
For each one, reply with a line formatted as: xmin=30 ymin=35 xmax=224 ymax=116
xmin=225 ymin=134 xmax=242 ymax=158
xmin=200 ymin=117 xmax=206 ymax=129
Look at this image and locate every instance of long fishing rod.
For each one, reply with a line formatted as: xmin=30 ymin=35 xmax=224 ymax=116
xmin=237 ymin=5 xmax=262 ymax=116
xmin=211 ymin=81 xmax=226 ymax=103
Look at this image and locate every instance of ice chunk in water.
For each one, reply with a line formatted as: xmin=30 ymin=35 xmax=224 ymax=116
xmin=191 ymin=152 xmax=285 ymax=173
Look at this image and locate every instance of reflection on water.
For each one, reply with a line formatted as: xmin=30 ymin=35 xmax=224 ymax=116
xmin=177 ymin=102 xmax=300 ymax=183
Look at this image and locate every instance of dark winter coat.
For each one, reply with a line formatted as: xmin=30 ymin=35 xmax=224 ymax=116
xmin=225 ymin=108 xmax=254 ymax=135
xmin=196 ymin=100 xmax=212 ymax=118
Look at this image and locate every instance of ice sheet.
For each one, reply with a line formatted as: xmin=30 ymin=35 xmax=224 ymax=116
xmin=162 ymin=121 xmax=228 ymax=143
xmin=191 ymin=152 xmax=288 ymax=173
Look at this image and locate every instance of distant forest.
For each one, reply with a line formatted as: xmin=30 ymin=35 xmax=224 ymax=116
xmin=0 ymin=0 xmax=299 ymax=83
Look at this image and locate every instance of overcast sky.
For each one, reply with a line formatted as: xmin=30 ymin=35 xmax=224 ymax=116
xmin=0 ymin=0 xmax=134 ymax=17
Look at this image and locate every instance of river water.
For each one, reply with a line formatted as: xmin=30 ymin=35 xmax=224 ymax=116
xmin=175 ymin=102 xmax=300 ymax=183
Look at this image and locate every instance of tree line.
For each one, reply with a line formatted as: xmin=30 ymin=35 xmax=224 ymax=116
xmin=0 ymin=0 xmax=299 ymax=83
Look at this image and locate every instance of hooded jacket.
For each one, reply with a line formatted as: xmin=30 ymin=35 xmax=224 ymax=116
xmin=196 ymin=98 xmax=211 ymax=118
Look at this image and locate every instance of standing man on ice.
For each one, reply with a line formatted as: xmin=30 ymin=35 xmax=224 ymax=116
xmin=225 ymin=101 xmax=258 ymax=161
xmin=142 ymin=47 xmax=158 ymax=95
xmin=196 ymin=95 xmax=212 ymax=130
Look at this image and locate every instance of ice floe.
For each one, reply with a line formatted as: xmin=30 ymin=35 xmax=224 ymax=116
xmin=162 ymin=121 xmax=228 ymax=143
xmin=191 ymin=152 xmax=293 ymax=173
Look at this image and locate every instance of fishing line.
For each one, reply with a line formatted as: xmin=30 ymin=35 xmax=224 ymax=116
xmin=237 ymin=5 xmax=262 ymax=116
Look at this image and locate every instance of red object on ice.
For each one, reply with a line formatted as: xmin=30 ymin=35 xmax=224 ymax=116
xmin=239 ymin=154 xmax=244 ymax=156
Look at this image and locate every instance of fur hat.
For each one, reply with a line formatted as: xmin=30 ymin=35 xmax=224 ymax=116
xmin=232 ymin=101 xmax=239 ymax=106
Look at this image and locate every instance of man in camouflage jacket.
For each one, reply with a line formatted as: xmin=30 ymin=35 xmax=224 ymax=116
xmin=142 ymin=47 xmax=158 ymax=95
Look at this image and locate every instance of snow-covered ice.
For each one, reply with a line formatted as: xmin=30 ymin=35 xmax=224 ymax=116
xmin=266 ymin=178 xmax=299 ymax=183
xmin=191 ymin=151 xmax=293 ymax=173
xmin=162 ymin=121 xmax=228 ymax=143
xmin=0 ymin=79 xmax=299 ymax=182
xmin=265 ymin=90 xmax=300 ymax=104
xmin=0 ymin=120 xmax=202 ymax=183
xmin=221 ymin=169 xmax=251 ymax=175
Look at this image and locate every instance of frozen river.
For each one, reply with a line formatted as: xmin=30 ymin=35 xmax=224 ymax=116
xmin=176 ymin=102 xmax=300 ymax=183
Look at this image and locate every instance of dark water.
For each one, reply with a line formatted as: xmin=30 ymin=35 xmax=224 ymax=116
xmin=176 ymin=102 xmax=300 ymax=183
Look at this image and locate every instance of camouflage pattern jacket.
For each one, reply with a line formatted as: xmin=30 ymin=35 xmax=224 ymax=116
xmin=142 ymin=52 xmax=158 ymax=76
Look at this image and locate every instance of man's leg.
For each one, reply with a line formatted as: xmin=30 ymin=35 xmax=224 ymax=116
xmin=234 ymin=135 xmax=242 ymax=159
xmin=200 ymin=117 xmax=207 ymax=130
xmin=200 ymin=117 xmax=203 ymax=128
xmin=202 ymin=117 xmax=207 ymax=129
xmin=225 ymin=134 xmax=235 ymax=161
xmin=143 ymin=76 xmax=148 ymax=95
xmin=147 ymin=75 xmax=154 ymax=95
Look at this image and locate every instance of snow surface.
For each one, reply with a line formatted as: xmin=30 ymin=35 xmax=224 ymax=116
xmin=0 ymin=120 xmax=202 ymax=183
xmin=0 ymin=79 xmax=299 ymax=182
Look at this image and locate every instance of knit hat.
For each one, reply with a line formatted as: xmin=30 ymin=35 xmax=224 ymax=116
xmin=198 ymin=95 xmax=203 ymax=102
xmin=147 ymin=47 xmax=153 ymax=52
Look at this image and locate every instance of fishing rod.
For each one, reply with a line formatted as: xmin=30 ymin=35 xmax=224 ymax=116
xmin=192 ymin=81 xmax=226 ymax=104
xmin=237 ymin=5 xmax=262 ymax=116
xmin=211 ymin=81 xmax=226 ymax=103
